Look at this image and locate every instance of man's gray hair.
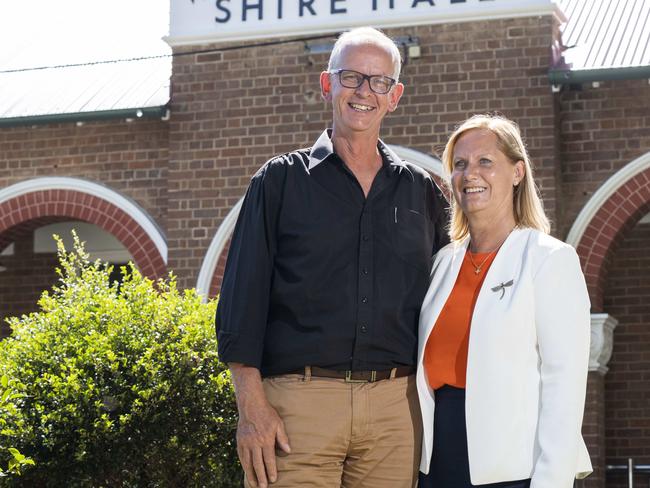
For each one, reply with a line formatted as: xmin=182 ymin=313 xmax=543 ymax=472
xmin=327 ymin=27 xmax=402 ymax=81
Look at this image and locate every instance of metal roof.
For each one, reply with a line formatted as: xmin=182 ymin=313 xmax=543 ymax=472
xmin=557 ymin=0 xmax=650 ymax=71
xmin=0 ymin=0 xmax=172 ymax=125
xmin=0 ymin=55 xmax=171 ymax=125
xmin=3 ymin=1 xmax=646 ymax=113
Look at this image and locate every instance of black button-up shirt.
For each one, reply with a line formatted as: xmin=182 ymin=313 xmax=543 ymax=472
xmin=216 ymin=130 xmax=449 ymax=377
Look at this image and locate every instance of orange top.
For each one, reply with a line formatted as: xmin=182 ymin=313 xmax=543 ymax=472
xmin=423 ymin=249 xmax=497 ymax=390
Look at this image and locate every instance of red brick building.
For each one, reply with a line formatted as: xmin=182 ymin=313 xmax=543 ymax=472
xmin=1 ymin=0 xmax=649 ymax=486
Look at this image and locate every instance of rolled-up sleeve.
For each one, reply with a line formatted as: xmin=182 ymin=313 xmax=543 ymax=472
xmin=215 ymin=163 xmax=282 ymax=369
xmin=531 ymin=245 xmax=591 ymax=488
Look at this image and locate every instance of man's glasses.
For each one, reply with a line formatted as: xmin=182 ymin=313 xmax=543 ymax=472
xmin=329 ymin=69 xmax=396 ymax=94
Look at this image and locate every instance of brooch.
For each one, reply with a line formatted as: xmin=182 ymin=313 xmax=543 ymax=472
xmin=491 ymin=279 xmax=514 ymax=300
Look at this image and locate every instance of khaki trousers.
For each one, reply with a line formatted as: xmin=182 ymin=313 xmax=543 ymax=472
xmin=244 ymin=373 xmax=422 ymax=488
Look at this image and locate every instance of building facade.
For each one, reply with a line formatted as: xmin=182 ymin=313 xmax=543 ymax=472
xmin=1 ymin=1 xmax=649 ymax=486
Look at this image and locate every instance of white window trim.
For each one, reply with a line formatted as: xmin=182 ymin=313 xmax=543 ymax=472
xmin=0 ymin=177 xmax=167 ymax=263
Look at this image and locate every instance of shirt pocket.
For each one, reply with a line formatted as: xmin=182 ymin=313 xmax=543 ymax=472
xmin=389 ymin=206 xmax=431 ymax=271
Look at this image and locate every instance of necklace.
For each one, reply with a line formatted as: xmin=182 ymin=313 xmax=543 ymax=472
xmin=467 ymin=228 xmax=515 ymax=275
xmin=467 ymin=249 xmax=497 ymax=275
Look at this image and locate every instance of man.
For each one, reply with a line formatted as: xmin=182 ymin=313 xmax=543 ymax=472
xmin=216 ymin=27 xmax=448 ymax=488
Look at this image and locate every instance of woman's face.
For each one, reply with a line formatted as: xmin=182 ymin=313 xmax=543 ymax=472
xmin=450 ymin=128 xmax=524 ymax=224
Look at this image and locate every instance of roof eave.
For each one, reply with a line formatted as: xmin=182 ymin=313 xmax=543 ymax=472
xmin=548 ymin=66 xmax=650 ymax=85
xmin=0 ymin=105 xmax=170 ymax=128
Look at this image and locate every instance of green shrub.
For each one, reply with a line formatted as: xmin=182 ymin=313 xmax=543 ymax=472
xmin=0 ymin=375 xmax=34 ymax=477
xmin=0 ymin=235 xmax=239 ymax=487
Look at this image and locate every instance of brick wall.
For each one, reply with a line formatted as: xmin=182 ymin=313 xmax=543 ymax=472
xmin=0 ymin=119 xmax=169 ymax=323
xmin=583 ymin=373 xmax=606 ymax=488
xmin=557 ymin=79 xmax=650 ymax=239
xmin=168 ymin=15 xmax=561 ymax=289
xmin=603 ymin=221 xmax=650 ymax=488
xmin=0 ymin=118 xmax=169 ymax=230
xmin=0 ymin=232 xmax=58 ymax=336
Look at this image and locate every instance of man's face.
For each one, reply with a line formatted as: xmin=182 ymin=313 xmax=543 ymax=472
xmin=320 ymin=43 xmax=404 ymax=137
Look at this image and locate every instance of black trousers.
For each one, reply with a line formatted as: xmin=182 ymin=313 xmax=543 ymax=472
xmin=418 ymin=385 xmax=531 ymax=488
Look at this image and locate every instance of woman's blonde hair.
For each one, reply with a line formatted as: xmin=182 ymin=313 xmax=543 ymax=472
xmin=442 ymin=114 xmax=550 ymax=241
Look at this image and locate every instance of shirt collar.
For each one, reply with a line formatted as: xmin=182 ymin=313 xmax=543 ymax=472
xmin=308 ymin=129 xmax=407 ymax=171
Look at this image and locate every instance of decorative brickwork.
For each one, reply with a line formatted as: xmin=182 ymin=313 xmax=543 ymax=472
xmin=0 ymin=119 xmax=169 ymax=317
xmin=573 ymin=168 xmax=650 ymax=311
xmin=0 ymin=189 xmax=166 ymax=279
xmin=558 ymin=80 xmax=650 ymax=240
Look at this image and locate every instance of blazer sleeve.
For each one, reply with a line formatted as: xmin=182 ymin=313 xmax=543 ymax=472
xmin=530 ymin=245 xmax=591 ymax=488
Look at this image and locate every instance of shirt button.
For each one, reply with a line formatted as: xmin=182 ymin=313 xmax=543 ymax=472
xmin=362 ymin=268 xmax=369 ymax=275
xmin=362 ymin=234 xmax=369 ymax=242
xmin=361 ymin=297 xmax=368 ymax=303
xmin=360 ymin=324 xmax=368 ymax=333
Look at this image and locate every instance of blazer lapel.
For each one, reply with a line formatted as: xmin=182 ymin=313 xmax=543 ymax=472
xmin=418 ymin=239 xmax=469 ymax=360
xmin=472 ymin=227 xmax=530 ymax=311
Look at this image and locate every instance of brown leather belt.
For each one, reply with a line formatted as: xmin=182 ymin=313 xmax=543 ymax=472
xmin=281 ymin=366 xmax=415 ymax=383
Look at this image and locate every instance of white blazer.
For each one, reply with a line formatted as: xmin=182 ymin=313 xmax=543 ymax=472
xmin=417 ymin=228 xmax=593 ymax=488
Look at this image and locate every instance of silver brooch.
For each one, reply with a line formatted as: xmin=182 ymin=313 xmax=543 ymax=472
xmin=491 ymin=279 xmax=514 ymax=299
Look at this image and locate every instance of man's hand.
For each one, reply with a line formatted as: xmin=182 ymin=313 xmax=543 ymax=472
xmin=230 ymin=364 xmax=291 ymax=487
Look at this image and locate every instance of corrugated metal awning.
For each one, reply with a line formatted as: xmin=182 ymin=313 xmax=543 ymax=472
xmin=551 ymin=0 xmax=650 ymax=84
xmin=0 ymin=55 xmax=171 ymax=126
xmin=0 ymin=0 xmax=171 ymax=126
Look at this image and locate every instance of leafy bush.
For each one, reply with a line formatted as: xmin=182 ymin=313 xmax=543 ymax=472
xmin=0 ymin=235 xmax=239 ymax=487
xmin=0 ymin=376 xmax=34 ymax=477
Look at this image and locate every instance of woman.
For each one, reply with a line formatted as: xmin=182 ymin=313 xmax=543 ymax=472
xmin=417 ymin=115 xmax=593 ymax=487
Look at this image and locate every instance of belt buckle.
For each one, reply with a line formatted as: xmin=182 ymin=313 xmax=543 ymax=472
xmin=344 ymin=370 xmax=376 ymax=383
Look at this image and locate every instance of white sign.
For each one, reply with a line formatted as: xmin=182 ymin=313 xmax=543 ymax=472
xmin=168 ymin=0 xmax=553 ymax=46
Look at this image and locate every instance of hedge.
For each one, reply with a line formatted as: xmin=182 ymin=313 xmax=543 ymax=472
xmin=0 ymin=234 xmax=240 ymax=487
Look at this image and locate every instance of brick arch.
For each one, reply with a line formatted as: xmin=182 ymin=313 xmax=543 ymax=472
xmin=567 ymin=153 xmax=650 ymax=311
xmin=196 ymin=146 xmax=444 ymax=298
xmin=0 ymin=178 xmax=167 ymax=280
